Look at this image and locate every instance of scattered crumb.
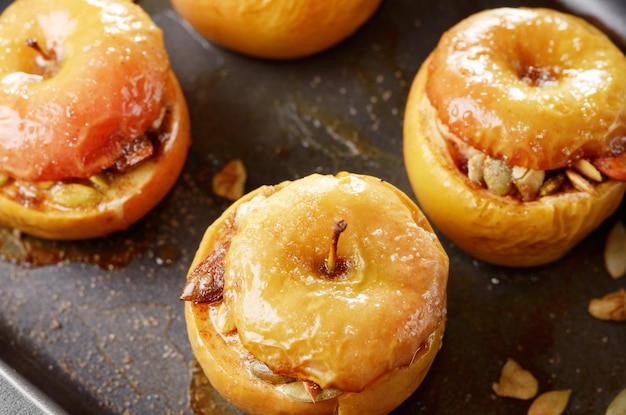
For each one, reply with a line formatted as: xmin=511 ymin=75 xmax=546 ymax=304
xmin=492 ymin=358 xmax=539 ymax=400
xmin=212 ymin=159 xmax=247 ymax=201
xmin=588 ymin=288 xmax=626 ymax=322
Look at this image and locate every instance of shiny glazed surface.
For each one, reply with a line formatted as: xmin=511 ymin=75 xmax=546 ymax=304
xmin=185 ymin=173 xmax=448 ymax=414
xmin=0 ymin=0 xmax=625 ymax=414
xmin=426 ymin=7 xmax=626 ymax=170
xmin=0 ymin=0 xmax=169 ymax=181
xmin=405 ymin=57 xmax=626 ymax=266
xmin=224 ymin=173 xmax=448 ymax=392
xmin=0 ymin=71 xmax=190 ymax=240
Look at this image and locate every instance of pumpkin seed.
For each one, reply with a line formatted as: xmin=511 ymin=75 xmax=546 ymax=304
xmin=528 ymin=390 xmax=571 ymax=415
xmin=247 ymin=359 xmax=295 ymax=385
xmin=0 ymin=173 xmax=9 ymax=187
xmin=276 ymin=381 xmax=342 ymax=403
xmin=607 ymin=389 xmax=626 ymax=415
xmin=50 ymin=183 xmax=102 ymax=208
xmin=89 ymin=174 xmax=109 ymax=190
xmin=539 ymin=173 xmax=566 ymax=197
xmin=483 ymin=157 xmax=512 ymax=196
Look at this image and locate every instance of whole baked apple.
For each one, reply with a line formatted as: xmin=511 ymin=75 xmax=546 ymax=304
xmin=181 ymin=172 xmax=449 ymax=415
xmin=0 ymin=0 xmax=190 ymax=240
xmin=170 ymin=0 xmax=383 ymax=59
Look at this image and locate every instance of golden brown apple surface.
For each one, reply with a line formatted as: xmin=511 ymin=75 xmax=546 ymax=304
xmin=182 ymin=172 xmax=448 ymax=414
xmin=0 ymin=0 xmax=190 ymax=239
xmin=170 ymin=0 xmax=383 ymax=59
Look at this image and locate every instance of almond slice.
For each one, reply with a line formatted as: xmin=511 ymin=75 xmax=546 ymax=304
xmin=527 ymin=390 xmax=571 ymax=415
xmin=565 ymin=169 xmax=597 ymax=195
xmin=573 ymin=159 xmax=602 ymax=182
xmin=607 ymin=389 xmax=626 ymax=415
xmin=604 ymin=220 xmax=626 ymax=279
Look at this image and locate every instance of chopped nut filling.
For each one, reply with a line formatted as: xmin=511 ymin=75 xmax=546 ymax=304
xmin=0 ymin=106 xmax=172 ymax=210
xmin=441 ymin=124 xmax=608 ymax=201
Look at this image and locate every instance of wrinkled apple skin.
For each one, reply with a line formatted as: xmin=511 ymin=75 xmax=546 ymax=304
xmin=185 ymin=173 xmax=447 ymax=415
xmin=0 ymin=0 xmax=169 ymax=182
xmin=169 ymin=0 xmax=383 ymax=59
xmin=403 ymin=59 xmax=626 ymax=267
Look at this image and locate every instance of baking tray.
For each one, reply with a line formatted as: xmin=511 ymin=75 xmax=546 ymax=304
xmin=0 ymin=0 xmax=624 ymax=414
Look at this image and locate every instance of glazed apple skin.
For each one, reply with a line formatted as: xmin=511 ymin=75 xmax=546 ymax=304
xmin=185 ymin=301 xmax=445 ymax=415
xmin=169 ymin=0 xmax=383 ymax=59
xmin=184 ymin=173 xmax=448 ymax=415
xmin=0 ymin=72 xmax=190 ymax=240
xmin=403 ymin=58 xmax=626 ymax=267
xmin=0 ymin=0 xmax=169 ymax=182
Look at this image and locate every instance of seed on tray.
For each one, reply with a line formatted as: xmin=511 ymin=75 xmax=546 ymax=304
xmin=607 ymin=389 xmax=626 ymax=415
xmin=527 ymin=390 xmax=571 ymax=415
xmin=604 ymin=220 xmax=626 ymax=279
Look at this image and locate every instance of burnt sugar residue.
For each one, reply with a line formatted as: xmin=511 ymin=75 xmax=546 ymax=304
xmin=0 ymin=220 xmax=157 ymax=269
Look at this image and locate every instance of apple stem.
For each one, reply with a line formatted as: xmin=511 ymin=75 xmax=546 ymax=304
xmin=25 ymin=38 xmax=56 ymax=61
xmin=325 ymin=219 xmax=347 ymax=275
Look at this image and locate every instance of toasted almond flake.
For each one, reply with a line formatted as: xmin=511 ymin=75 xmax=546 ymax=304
xmin=493 ymin=358 xmax=539 ymax=400
xmin=607 ymin=389 xmax=626 ymax=415
xmin=573 ymin=159 xmax=603 ymax=182
xmin=527 ymin=390 xmax=571 ymax=415
xmin=604 ymin=221 xmax=626 ymax=279
xmin=588 ymin=288 xmax=626 ymax=322
xmin=212 ymin=159 xmax=247 ymax=201
xmin=565 ymin=169 xmax=598 ymax=195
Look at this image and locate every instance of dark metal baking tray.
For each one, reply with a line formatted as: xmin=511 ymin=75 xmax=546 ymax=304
xmin=1 ymin=0 xmax=624 ymax=413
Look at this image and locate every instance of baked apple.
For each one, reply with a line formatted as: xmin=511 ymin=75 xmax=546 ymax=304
xmin=403 ymin=8 xmax=626 ymax=267
xmin=169 ymin=0 xmax=383 ymax=59
xmin=181 ymin=172 xmax=448 ymax=414
xmin=0 ymin=0 xmax=190 ymax=240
